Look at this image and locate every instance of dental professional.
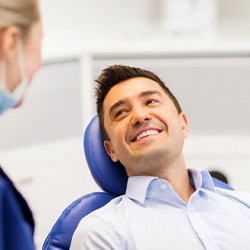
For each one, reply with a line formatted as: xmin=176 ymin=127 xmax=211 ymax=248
xmin=0 ymin=0 xmax=43 ymax=249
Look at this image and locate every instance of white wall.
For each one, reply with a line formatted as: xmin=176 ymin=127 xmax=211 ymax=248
xmin=39 ymin=0 xmax=160 ymax=41
xmin=39 ymin=0 xmax=250 ymax=48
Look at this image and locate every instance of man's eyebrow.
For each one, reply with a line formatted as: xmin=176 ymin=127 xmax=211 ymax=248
xmin=139 ymin=90 xmax=162 ymax=98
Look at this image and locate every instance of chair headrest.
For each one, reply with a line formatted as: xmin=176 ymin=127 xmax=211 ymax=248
xmin=83 ymin=115 xmax=128 ymax=196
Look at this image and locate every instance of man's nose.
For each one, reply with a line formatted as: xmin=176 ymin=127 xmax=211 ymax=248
xmin=131 ymin=105 xmax=151 ymax=127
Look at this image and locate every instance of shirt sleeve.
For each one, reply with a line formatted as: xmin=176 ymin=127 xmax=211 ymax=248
xmin=70 ymin=215 xmax=119 ymax=250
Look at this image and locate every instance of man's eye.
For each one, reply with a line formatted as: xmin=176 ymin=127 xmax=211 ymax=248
xmin=146 ymin=99 xmax=158 ymax=105
xmin=115 ymin=109 xmax=127 ymax=118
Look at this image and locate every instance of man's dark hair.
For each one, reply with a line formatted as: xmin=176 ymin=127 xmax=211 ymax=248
xmin=95 ymin=65 xmax=182 ymax=140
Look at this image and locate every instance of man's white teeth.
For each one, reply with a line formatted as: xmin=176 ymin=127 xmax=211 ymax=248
xmin=136 ymin=130 xmax=159 ymax=141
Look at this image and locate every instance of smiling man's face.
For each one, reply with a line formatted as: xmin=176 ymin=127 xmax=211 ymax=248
xmin=103 ymin=77 xmax=189 ymax=177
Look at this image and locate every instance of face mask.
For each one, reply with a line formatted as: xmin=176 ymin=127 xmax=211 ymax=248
xmin=0 ymin=38 xmax=29 ymax=115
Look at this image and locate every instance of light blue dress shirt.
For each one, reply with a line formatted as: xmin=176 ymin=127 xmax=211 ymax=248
xmin=70 ymin=169 xmax=250 ymax=250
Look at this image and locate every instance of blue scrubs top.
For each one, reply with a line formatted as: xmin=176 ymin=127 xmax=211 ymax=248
xmin=0 ymin=167 xmax=35 ymax=250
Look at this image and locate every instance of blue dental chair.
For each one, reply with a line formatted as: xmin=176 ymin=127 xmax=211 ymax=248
xmin=42 ymin=115 xmax=234 ymax=250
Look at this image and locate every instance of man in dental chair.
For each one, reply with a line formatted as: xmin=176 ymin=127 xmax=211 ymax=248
xmin=70 ymin=65 xmax=250 ymax=249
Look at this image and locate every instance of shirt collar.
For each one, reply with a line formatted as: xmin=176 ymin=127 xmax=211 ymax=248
xmin=126 ymin=176 xmax=158 ymax=203
xmin=188 ymin=168 xmax=216 ymax=192
xmin=126 ymin=169 xmax=216 ymax=204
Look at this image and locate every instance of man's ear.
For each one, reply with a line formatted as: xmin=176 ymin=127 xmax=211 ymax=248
xmin=104 ymin=140 xmax=119 ymax=162
xmin=179 ymin=112 xmax=189 ymax=138
xmin=0 ymin=26 xmax=20 ymax=60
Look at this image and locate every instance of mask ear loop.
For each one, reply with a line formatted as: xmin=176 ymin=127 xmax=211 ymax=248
xmin=16 ymin=37 xmax=25 ymax=79
xmin=0 ymin=59 xmax=7 ymax=89
xmin=11 ymin=37 xmax=30 ymax=101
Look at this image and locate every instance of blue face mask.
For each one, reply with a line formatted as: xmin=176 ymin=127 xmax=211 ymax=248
xmin=0 ymin=39 xmax=29 ymax=116
xmin=0 ymin=87 xmax=19 ymax=115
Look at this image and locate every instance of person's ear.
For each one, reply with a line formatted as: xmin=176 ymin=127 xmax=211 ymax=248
xmin=104 ymin=140 xmax=119 ymax=162
xmin=179 ymin=112 xmax=189 ymax=138
xmin=0 ymin=26 xmax=20 ymax=60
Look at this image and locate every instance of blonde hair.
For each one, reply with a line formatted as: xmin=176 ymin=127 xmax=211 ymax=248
xmin=0 ymin=0 xmax=40 ymax=37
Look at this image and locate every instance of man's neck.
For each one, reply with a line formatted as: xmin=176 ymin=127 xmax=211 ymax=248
xmin=157 ymin=155 xmax=195 ymax=203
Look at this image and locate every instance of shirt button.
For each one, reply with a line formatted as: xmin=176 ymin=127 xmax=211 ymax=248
xmin=160 ymin=184 xmax=167 ymax=190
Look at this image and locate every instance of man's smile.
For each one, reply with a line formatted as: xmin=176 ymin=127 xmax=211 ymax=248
xmin=132 ymin=129 xmax=161 ymax=142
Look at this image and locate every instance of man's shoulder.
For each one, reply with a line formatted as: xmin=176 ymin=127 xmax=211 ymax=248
xmin=215 ymin=187 xmax=250 ymax=208
xmin=71 ymin=196 xmax=125 ymax=249
xmin=73 ymin=195 xmax=127 ymax=238
xmin=75 ymin=194 xmax=133 ymax=231
xmin=87 ymin=195 xmax=126 ymax=218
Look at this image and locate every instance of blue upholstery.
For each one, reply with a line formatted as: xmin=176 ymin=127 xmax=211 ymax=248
xmin=42 ymin=115 xmax=233 ymax=250
xmin=212 ymin=177 xmax=233 ymax=190
xmin=83 ymin=115 xmax=127 ymax=196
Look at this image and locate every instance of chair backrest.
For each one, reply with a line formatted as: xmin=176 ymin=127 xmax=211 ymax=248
xmin=42 ymin=115 xmax=233 ymax=250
